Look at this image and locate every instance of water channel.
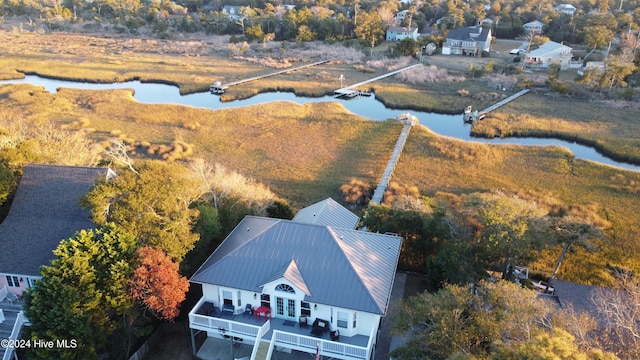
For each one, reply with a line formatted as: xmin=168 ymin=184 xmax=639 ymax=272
xmin=2 ymin=75 xmax=639 ymax=172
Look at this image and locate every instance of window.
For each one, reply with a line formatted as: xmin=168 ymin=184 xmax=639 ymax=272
xmin=275 ymin=284 xmax=295 ymax=293
xmin=353 ymin=312 xmax=357 ymax=328
xmin=301 ymin=301 xmax=311 ymax=316
xmin=223 ymin=290 xmax=233 ymax=306
xmin=261 ymin=294 xmax=271 ymax=308
xmin=6 ymin=276 xmax=19 ymax=288
xmin=337 ymin=311 xmax=348 ymax=329
xmin=237 ymin=291 xmax=242 ymax=307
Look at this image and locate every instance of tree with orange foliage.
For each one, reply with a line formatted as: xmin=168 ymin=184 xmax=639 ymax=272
xmin=129 ymin=246 xmax=190 ymax=320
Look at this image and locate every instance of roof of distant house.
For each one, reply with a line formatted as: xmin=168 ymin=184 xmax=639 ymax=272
xmin=446 ymin=26 xmax=491 ymax=42
xmin=387 ymin=26 xmax=418 ymax=34
xmin=191 ymin=199 xmax=403 ymax=315
xmin=527 ymin=41 xmax=572 ymax=57
xmin=0 ymin=164 xmax=105 ymax=276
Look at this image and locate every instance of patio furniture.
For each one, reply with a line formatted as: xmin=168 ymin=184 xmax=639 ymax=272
xmin=221 ymin=303 xmax=235 ymax=317
xmin=254 ymin=306 xmax=270 ymax=321
xmin=4 ymin=290 xmax=18 ymax=305
xmin=243 ymin=304 xmax=253 ymax=317
xmin=311 ymin=318 xmax=330 ymax=337
xmin=331 ymin=330 xmax=340 ymax=341
xmin=299 ymin=315 xmax=309 ymax=328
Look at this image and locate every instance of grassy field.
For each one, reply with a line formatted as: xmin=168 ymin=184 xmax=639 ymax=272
xmin=1 ymin=30 xmax=640 ymax=285
xmin=395 ymin=126 xmax=640 ymax=285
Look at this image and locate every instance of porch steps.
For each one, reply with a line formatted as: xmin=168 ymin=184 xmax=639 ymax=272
xmin=253 ymin=341 xmax=270 ymax=360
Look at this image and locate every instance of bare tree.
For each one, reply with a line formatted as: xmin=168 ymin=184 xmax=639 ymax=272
xmin=104 ymin=139 xmax=139 ymax=175
xmin=592 ymin=271 xmax=640 ymax=358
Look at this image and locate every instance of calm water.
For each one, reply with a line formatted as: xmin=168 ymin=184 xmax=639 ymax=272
xmin=2 ymin=75 xmax=639 ymax=172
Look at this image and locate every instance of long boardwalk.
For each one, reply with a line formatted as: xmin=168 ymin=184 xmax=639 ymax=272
xmin=335 ymin=63 xmax=423 ymax=97
xmin=370 ymin=114 xmax=418 ymax=204
xmin=210 ymin=58 xmax=334 ymax=94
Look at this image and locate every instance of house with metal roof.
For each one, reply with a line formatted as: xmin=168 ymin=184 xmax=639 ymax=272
xmin=554 ymin=3 xmax=577 ymax=16
xmin=386 ymin=26 xmax=419 ymax=42
xmin=524 ymin=41 xmax=573 ymax=69
xmin=0 ymin=164 xmax=105 ymax=297
xmin=442 ymin=26 xmax=492 ymax=56
xmin=188 ymin=199 xmax=402 ymax=360
xmin=523 ymin=20 xmax=544 ymax=35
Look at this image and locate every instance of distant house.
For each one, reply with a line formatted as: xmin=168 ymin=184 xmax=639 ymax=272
xmin=524 ymin=41 xmax=573 ymax=69
xmin=395 ymin=10 xmax=409 ymax=23
xmin=222 ymin=5 xmax=242 ymax=21
xmin=386 ymin=26 xmax=419 ymax=42
xmin=187 ymin=197 xmax=402 ymax=360
xmin=442 ymin=26 xmax=492 ymax=56
xmin=0 ymin=164 xmax=105 ymax=297
xmin=554 ymin=4 xmax=577 ymax=15
xmin=523 ymin=20 xmax=544 ymax=34
xmin=398 ymin=0 xmax=414 ymax=5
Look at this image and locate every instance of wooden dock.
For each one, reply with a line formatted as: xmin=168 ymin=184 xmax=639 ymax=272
xmin=370 ymin=114 xmax=418 ymax=204
xmin=464 ymin=89 xmax=530 ymax=121
xmin=210 ymin=59 xmax=334 ymax=94
xmin=335 ymin=63 xmax=423 ymax=98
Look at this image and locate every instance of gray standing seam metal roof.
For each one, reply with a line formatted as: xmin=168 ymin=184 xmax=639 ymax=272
xmin=447 ymin=26 xmax=490 ymax=42
xmin=292 ymin=197 xmax=360 ymax=230
xmin=191 ymin=215 xmax=402 ymax=315
xmin=0 ymin=164 xmax=104 ymax=276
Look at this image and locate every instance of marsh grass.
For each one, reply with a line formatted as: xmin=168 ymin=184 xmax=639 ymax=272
xmin=0 ymin=83 xmax=400 ymax=208
xmin=473 ymin=92 xmax=640 ymax=163
xmin=396 ymin=125 xmax=640 ymax=285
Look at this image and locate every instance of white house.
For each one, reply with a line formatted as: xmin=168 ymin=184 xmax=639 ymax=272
xmin=222 ymin=5 xmax=242 ymax=21
xmin=0 ymin=164 xmax=106 ymax=297
xmin=554 ymin=4 xmax=577 ymax=15
xmin=386 ymin=26 xmax=419 ymax=42
xmin=442 ymin=26 xmax=492 ymax=56
xmin=524 ymin=41 xmax=573 ymax=69
xmin=523 ymin=20 xmax=544 ymax=34
xmin=395 ymin=10 xmax=409 ymax=22
xmin=188 ymin=198 xmax=403 ymax=360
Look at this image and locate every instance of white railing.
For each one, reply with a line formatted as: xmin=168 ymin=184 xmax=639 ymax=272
xmin=188 ymin=297 xmax=266 ymax=338
xmin=3 ymin=311 xmax=26 ymax=360
xmin=272 ymin=330 xmax=369 ymax=360
xmin=365 ymin=324 xmax=377 ymax=360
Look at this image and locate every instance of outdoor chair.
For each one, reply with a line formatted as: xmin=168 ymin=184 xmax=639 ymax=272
xmin=4 ymin=290 xmax=18 ymax=304
xmin=299 ymin=315 xmax=308 ymax=328
xmin=243 ymin=304 xmax=253 ymax=317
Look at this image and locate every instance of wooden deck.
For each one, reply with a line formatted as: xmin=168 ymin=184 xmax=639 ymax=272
xmin=210 ymin=59 xmax=334 ymax=94
xmin=334 ymin=63 xmax=423 ymax=97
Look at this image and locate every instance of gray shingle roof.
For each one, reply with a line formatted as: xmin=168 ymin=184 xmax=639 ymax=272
xmin=191 ymin=202 xmax=402 ymax=315
xmin=292 ymin=198 xmax=360 ymax=230
xmin=447 ymin=26 xmax=491 ymax=42
xmin=0 ymin=164 xmax=105 ymax=276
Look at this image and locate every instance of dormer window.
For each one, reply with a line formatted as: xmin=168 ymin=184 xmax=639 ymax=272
xmin=275 ymin=284 xmax=295 ymax=293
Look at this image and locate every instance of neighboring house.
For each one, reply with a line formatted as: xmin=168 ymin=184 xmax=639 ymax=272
xmin=0 ymin=164 xmax=105 ymax=297
xmin=386 ymin=26 xmax=419 ymax=42
xmin=395 ymin=10 xmax=409 ymax=23
xmin=398 ymin=0 xmax=414 ymax=5
xmin=442 ymin=26 xmax=492 ymax=56
xmin=524 ymin=41 xmax=573 ymax=69
xmin=222 ymin=5 xmax=242 ymax=21
xmin=554 ymin=3 xmax=577 ymax=15
xmin=188 ymin=198 xmax=403 ymax=360
xmin=523 ymin=20 xmax=544 ymax=34
xmin=480 ymin=18 xmax=494 ymax=27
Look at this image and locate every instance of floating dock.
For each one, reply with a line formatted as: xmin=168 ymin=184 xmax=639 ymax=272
xmin=463 ymin=89 xmax=531 ymax=121
xmin=210 ymin=59 xmax=334 ymax=94
xmin=335 ymin=63 xmax=423 ymax=98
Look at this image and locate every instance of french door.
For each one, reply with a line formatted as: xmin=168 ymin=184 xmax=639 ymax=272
xmin=276 ymin=297 xmax=296 ymax=320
